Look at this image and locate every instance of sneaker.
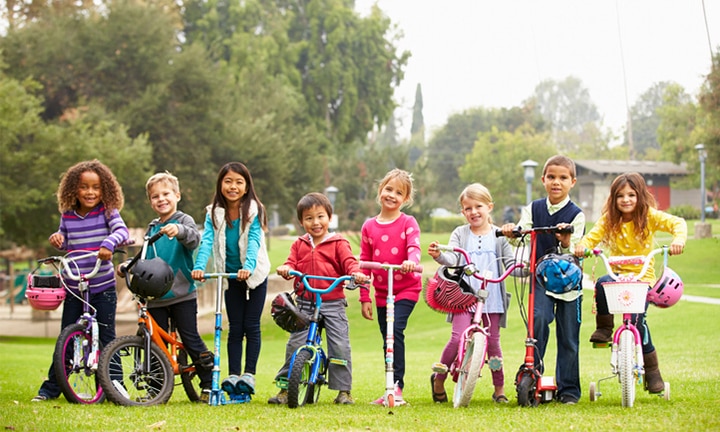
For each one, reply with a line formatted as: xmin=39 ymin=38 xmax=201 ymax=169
xmin=558 ymin=394 xmax=578 ymax=405
xmin=222 ymin=375 xmax=240 ymax=394
xmin=334 ymin=391 xmax=354 ymax=405
xmin=31 ymin=395 xmax=48 ymax=402
xmin=370 ymin=385 xmax=406 ymax=406
xmin=199 ymin=388 xmax=211 ymax=403
xmin=267 ymin=389 xmax=288 ymax=405
xmin=236 ymin=373 xmax=255 ymax=395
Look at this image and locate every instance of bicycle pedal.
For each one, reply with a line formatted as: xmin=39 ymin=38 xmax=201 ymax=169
xmin=431 ymin=362 xmax=448 ymax=374
xmin=592 ymin=342 xmax=611 ymax=349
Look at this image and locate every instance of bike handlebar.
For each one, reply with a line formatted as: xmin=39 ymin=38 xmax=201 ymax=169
xmin=358 ymin=261 xmax=424 ymax=273
xmin=201 ymin=273 xmax=239 ymax=279
xmin=584 ymin=247 xmax=668 ymax=282
xmin=495 ymin=225 xmax=574 ymax=238
xmin=434 ymin=244 xmax=524 ymax=284
xmin=287 ymin=270 xmax=356 ymax=295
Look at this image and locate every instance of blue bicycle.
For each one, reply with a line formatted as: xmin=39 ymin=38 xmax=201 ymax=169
xmin=285 ymin=271 xmax=360 ymax=408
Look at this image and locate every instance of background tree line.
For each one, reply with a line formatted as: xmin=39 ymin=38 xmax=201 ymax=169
xmin=1 ymin=0 xmax=718 ymax=252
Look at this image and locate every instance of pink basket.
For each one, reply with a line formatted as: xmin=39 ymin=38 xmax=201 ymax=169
xmin=602 ymin=281 xmax=648 ymax=314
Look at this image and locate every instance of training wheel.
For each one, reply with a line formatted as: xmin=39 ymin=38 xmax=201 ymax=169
xmin=663 ymin=382 xmax=670 ymax=401
xmin=588 ymin=382 xmax=597 ymax=402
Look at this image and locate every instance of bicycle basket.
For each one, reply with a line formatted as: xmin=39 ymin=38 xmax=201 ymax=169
xmin=602 ymin=281 xmax=648 ymax=314
xmin=424 ymin=265 xmax=476 ymax=314
xmin=25 ymin=273 xmax=65 ymax=311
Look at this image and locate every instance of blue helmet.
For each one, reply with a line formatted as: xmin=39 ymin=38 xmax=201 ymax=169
xmin=535 ymin=253 xmax=582 ymax=294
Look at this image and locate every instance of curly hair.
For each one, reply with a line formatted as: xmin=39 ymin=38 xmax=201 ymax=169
xmin=601 ymin=172 xmax=656 ymax=246
xmin=56 ymin=159 xmax=124 ymax=215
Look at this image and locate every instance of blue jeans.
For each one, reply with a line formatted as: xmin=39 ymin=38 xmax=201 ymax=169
xmin=148 ymin=298 xmax=213 ymax=388
xmin=533 ymin=286 xmax=581 ymax=400
xmin=376 ymin=299 xmax=416 ymax=390
xmin=593 ymin=275 xmax=655 ymax=354
xmin=38 ymin=289 xmax=117 ymax=398
xmin=225 ymin=278 xmax=267 ymax=376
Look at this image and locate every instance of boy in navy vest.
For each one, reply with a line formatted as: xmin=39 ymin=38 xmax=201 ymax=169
xmin=501 ymin=155 xmax=585 ymax=404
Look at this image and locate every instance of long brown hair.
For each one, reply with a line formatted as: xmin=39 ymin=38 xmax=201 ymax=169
xmin=601 ymin=172 xmax=656 ymax=245
xmin=210 ymin=162 xmax=267 ymax=231
xmin=56 ymin=159 xmax=124 ymax=215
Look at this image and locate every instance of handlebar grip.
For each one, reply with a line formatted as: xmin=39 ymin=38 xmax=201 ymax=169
xmin=557 ymin=225 xmax=574 ymax=234
xmin=495 ymin=228 xmax=521 ymax=238
xmin=359 ymin=261 xmax=423 ymax=273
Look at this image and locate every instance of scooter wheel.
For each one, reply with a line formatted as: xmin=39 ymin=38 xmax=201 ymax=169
xmin=588 ymin=382 xmax=597 ymax=402
xmin=516 ymin=374 xmax=536 ymax=407
xmin=663 ymin=382 xmax=670 ymax=401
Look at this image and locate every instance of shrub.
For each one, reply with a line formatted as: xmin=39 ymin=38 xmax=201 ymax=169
xmin=666 ymin=204 xmax=700 ymax=219
xmin=431 ymin=216 xmax=465 ymax=233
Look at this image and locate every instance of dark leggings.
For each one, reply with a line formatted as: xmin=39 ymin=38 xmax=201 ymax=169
xmin=224 ymin=278 xmax=267 ymax=375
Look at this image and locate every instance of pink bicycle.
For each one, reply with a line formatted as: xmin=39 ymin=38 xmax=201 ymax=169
xmin=584 ymin=246 xmax=673 ymax=407
xmin=428 ymin=244 xmax=523 ymax=407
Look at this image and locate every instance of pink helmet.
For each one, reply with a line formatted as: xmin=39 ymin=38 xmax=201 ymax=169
xmin=647 ymin=267 xmax=683 ymax=308
xmin=25 ymin=274 xmax=65 ymax=311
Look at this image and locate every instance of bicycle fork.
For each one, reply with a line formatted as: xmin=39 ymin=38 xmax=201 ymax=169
xmin=610 ymin=321 xmax=644 ymax=378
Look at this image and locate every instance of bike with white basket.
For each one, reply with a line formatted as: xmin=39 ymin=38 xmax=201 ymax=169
xmin=583 ymin=246 xmax=677 ymax=407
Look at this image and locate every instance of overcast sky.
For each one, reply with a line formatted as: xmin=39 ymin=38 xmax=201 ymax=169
xmin=355 ymin=0 xmax=719 ymax=140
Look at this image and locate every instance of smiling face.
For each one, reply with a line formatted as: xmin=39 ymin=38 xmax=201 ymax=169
xmin=379 ymin=178 xmax=409 ymax=213
xmin=461 ymin=196 xmax=494 ymax=233
xmin=148 ymin=181 xmax=180 ymax=222
xmin=301 ymin=205 xmax=331 ymax=243
xmin=541 ymin=164 xmax=576 ymax=205
xmin=615 ymin=183 xmax=638 ymax=221
xmin=76 ymin=171 xmax=102 ymax=216
xmin=220 ymin=170 xmax=248 ymax=205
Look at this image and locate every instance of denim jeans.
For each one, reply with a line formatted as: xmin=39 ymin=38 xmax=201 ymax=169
xmin=376 ymin=299 xmax=416 ymax=390
xmin=593 ymin=275 xmax=655 ymax=354
xmin=148 ymin=298 xmax=213 ymax=387
xmin=224 ymin=278 xmax=267 ymax=376
xmin=38 ymin=289 xmax=117 ymax=398
xmin=533 ymin=286 xmax=581 ymax=400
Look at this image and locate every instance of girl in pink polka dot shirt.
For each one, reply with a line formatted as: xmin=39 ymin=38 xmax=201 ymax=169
xmin=359 ymin=168 xmax=422 ymax=405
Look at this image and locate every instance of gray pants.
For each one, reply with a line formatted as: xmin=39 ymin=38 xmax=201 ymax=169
xmin=274 ymin=298 xmax=352 ymax=391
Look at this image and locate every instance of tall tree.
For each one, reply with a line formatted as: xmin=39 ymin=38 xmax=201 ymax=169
xmin=626 ymin=82 xmax=673 ymax=159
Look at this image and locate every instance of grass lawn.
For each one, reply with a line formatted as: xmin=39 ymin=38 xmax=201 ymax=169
xmin=1 ymin=223 xmax=718 ymax=431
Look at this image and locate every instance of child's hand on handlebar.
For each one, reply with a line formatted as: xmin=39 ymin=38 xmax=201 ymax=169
xmin=499 ymin=223 xmax=517 ymax=238
xmin=554 ymin=223 xmax=572 ymax=249
xmin=351 ymin=272 xmax=370 ymax=284
xmin=98 ymin=246 xmax=112 ymax=261
xmin=669 ymin=241 xmax=685 ymax=256
xmin=573 ymin=244 xmax=586 ymax=258
xmin=427 ymin=241 xmax=441 ymax=259
xmin=191 ymin=270 xmax=206 ymax=282
xmin=276 ymin=265 xmax=293 ymax=280
xmin=236 ymin=269 xmax=251 ymax=281
xmin=400 ymin=260 xmax=416 ymax=273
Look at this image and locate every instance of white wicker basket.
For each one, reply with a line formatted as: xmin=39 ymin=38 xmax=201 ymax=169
xmin=602 ymin=281 xmax=648 ymax=314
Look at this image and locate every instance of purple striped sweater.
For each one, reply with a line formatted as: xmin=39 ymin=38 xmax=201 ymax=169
xmin=55 ymin=204 xmax=129 ymax=294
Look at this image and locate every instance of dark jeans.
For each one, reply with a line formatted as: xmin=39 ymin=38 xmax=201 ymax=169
xmin=533 ymin=286 xmax=582 ymax=400
xmin=148 ymin=298 xmax=212 ymax=388
xmin=38 ymin=289 xmax=117 ymax=398
xmin=376 ymin=299 xmax=416 ymax=390
xmin=594 ymin=275 xmax=655 ymax=354
xmin=225 ymin=278 xmax=267 ymax=376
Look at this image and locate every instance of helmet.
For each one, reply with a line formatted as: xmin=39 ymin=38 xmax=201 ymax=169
xmin=129 ymin=258 xmax=174 ymax=299
xmin=648 ymin=267 xmax=683 ymax=308
xmin=26 ymin=274 xmax=65 ymax=311
xmin=270 ymin=292 xmax=311 ymax=333
xmin=535 ymin=253 xmax=583 ymax=294
xmin=424 ymin=266 xmax=476 ymax=314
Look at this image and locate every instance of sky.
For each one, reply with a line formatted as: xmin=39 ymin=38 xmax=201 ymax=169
xmin=354 ymin=0 xmax=719 ymax=140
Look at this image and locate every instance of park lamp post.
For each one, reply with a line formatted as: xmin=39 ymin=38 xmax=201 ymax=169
xmin=324 ymin=185 xmax=339 ymax=231
xmin=695 ymin=144 xmax=707 ymax=223
xmin=521 ymin=160 xmax=539 ymax=205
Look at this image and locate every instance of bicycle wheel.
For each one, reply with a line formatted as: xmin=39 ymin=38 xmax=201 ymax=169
xmin=618 ymin=330 xmax=636 ymax=408
xmin=178 ymin=348 xmax=202 ymax=402
xmin=287 ymin=349 xmax=314 ymax=408
xmin=53 ymin=323 xmax=104 ymax=404
xmin=516 ymin=372 xmax=537 ymax=407
xmin=453 ymin=332 xmax=486 ymax=408
xmin=97 ymin=335 xmax=174 ymax=406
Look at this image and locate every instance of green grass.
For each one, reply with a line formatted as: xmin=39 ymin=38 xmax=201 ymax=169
xmin=1 ymin=226 xmax=719 ymax=431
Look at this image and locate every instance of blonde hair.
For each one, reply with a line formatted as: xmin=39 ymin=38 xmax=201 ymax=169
xmin=459 ymin=183 xmax=494 ymax=224
xmin=145 ymin=171 xmax=180 ymax=198
xmin=376 ymin=168 xmax=415 ymax=208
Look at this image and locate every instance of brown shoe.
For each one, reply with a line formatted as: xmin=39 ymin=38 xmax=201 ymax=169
xmin=268 ymin=389 xmax=288 ymax=404
xmin=643 ymin=350 xmax=665 ymax=393
xmin=589 ymin=314 xmax=614 ymax=343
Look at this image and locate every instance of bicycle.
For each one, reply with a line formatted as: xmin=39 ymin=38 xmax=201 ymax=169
xmin=358 ymin=261 xmax=423 ymax=409
xmin=498 ymin=224 xmax=574 ymax=407
xmin=198 ymin=272 xmax=251 ymax=406
xmin=97 ymin=232 xmax=212 ymax=406
xmin=583 ymin=246 xmax=672 ymax=407
xmin=430 ymin=244 xmax=524 ymax=408
xmin=281 ymin=270 xmax=362 ymax=408
xmin=27 ymin=246 xmax=129 ymax=404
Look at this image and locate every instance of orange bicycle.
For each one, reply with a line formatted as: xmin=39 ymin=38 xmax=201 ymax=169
xmin=97 ymin=232 xmax=213 ymax=405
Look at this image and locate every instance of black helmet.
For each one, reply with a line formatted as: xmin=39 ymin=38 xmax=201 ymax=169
xmin=270 ymin=292 xmax=311 ymax=333
xmin=129 ymin=258 xmax=174 ymax=299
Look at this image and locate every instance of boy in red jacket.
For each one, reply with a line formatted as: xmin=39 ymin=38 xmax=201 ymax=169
xmin=269 ymin=192 xmax=366 ymax=405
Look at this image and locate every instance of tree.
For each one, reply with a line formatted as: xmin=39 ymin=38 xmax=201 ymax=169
xmin=625 ymin=82 xmax=674 ymax=159
xmin=696 ymin=48 xmax=720 ymax=204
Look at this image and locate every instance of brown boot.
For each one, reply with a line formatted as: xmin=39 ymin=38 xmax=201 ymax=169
xmin=589 ymin=314 xmax=614 ymax=343
xmin=643 ymin=350 xmax=665 ymax=393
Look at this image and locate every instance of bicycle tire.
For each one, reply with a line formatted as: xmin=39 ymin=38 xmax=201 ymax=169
xmin=287 ymin=349 xmax=314 ymax=408
xmin=618 ymin=330 xmax=636 ymax=407
xmin=178 ymin=348 xmax=202 ymax=402
xmin=53 ymin=323 xmax=104 ymax=404
xmin=97 ymin=335 xmax=174 ymax=406
xmin=453 ymin=332 xmax=486 ymax=408
xmin=516 ymin=372 xmax=537 ymax=407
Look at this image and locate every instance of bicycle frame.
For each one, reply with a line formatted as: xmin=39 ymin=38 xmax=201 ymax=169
xmin=435 ymin=244 xmax=524 ymax=407
xmin=285 ymin=270 xmax=355 ymax=408
xmin=359 ymin=262 xmax=423 ymax=409
xmin=585 ymin=247 xmax=670 ymax=406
